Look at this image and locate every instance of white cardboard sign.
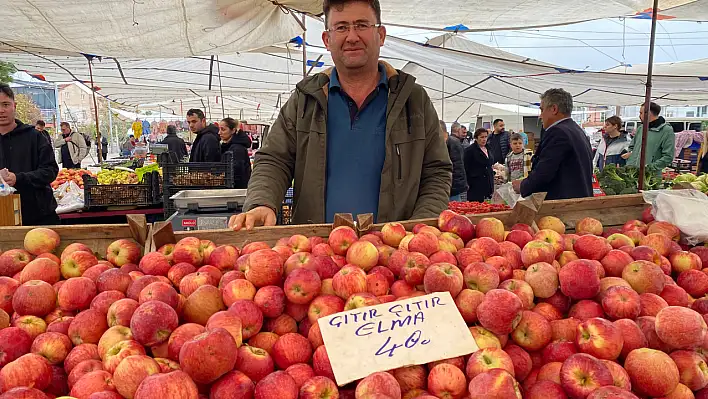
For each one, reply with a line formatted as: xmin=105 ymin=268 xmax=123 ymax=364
xmin=318 ymin=291 xmax=479 ymax=386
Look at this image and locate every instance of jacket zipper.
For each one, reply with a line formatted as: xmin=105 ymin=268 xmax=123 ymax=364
xmin=396 ymin=144 xmax=401 ymax=179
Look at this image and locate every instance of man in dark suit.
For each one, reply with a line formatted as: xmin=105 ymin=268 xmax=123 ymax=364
xmin=512 ymin=88 xmax=593 ymax=200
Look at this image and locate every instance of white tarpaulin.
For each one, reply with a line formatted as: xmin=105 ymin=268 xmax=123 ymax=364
xmin=3 ymin=30 xmax=708 ymax=122
xmin=377 ymin=0 xmax=708 ymax=31
xmin=1 ymin=0 xmax=708 ymax=58
xmin=0 ymin=0 xmax=320 ymax=57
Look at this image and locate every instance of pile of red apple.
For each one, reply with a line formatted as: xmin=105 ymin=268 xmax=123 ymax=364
xmin=2 ymin=207 xmax=708 ymax=399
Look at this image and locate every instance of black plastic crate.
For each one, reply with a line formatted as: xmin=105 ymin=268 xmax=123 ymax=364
xmin=160 ymin=153 xmax=236 ymax=219
xmin=278 ymin=187 xmax=294 ymax=225
xmin=83 ymin=171 xmax=158 ymax=208
xmin=160 ymin=152 xmax=234 ymax=188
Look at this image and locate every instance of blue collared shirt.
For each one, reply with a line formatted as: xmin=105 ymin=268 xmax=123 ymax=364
xmin=325 ymin=64 xmax=388 ymax=223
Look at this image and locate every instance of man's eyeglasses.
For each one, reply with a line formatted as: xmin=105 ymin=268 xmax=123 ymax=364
xmin=328 ymin=22 xmax=381 ymax=35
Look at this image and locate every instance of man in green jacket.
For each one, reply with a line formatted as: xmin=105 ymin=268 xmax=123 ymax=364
xmin=623 ymin=102 xmax=675 ymax=173
xmin=229 ymin=0 xmax=452 ymax=230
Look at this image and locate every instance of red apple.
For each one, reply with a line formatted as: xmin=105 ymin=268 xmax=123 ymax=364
xmin=19 ymin=258 xmax=61 ymax=285
xmin=477 ymin=289 xmax=523 ymax=335
xmin=576 ymin=217 xmax=603 ymax=236
xmin=130 ymin=300 xmax=179 ymax=346
xmin=655 ymin=306 xmax=707 ymax=349
xmin=576 ymin=318 xmax=623 ymax=360
xmin=601 ymin=285 xmax=640 ymax=320
xmin=112 ymin=354 xmax=161 ymax=399
xmin=182 ymin=285 xmax=225 ymax=325
xmin=244 ymin=249 xmax=284 ymax=288
xmin=624 ymin=348 xmax=679 ymax=397
xmin=511 ymin=310 xmax=552 ymax=351
xmin=211 ymin=370 xmax=255 ymax=399
xmin=57 ymin=277 xmax=97 ymax=312
xmin=522 ymin=240 xmax=555 ymax=267
xmin=30 ymin=331 xmax=72 ymax=365
xmin=559 ymin=260 xmax=600 ymax=299
xmin=328 ymin=227 xmax=358 ymax=256
xmin=0 ymin=353 xmax=52 ymax=392
xmin=423 ymin=262 xmax=463 ymax=297
xmin=573 ymin=235 xmax=610 ymax=261
xmin=284 ymin=268 xmax=321 ymax=305
xmin=103 ymin=339 xmax=146 ymax=374
xmin=467 ymin=369 xmax=521 ymax=399
xmin=228 ymin=299 xmax=264 ymax=340
xmin=559 ymin=353 xmax=613 ymax=398
xmin=179 ymin=327 xmax=237 ymax=384
xmin=133 ymin=370 xmax=199 ymax=399
xmin=0 ymin=249 xmax=32 ymax=277
xmin=61 ymin=250 xmax=98 ymax=279
xmin=623 ymin=260 xmax=665 ymax=294
xmin=13 ymin=280 xmax=56 ymax=317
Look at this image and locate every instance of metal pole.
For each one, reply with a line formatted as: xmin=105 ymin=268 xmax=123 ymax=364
xmin=441 ymin=35 xmax=446 ymax=121
xmin=53 ymin=83 xmax=61 ymax=129
xmin=108 ymin=100 xmax=114 ymax=155
xmin=87 ymin=58 xmax=103 ymax=162
xmin=216 ymin=56 xmax=225 ymax=118
xmin=637 ymin=0 xmax=660 ymax=190
xmin=302 ymin=13 xmax=307 ymax=79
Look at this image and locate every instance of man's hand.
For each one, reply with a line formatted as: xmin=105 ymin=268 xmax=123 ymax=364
xmin=228 ymin=206 xmax=277 ymax=231
xmin=64 ymin=137 xmax=71 ymax=142
xmin=621 ymin=152 xmax=631 ymax=160
xmin=512 ymin=179 xmax=522 ymax=194
xmin=3 ymin=171 xmax=16 ymax=187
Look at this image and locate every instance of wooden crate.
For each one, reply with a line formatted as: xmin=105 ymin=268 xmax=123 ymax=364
xmin=0 ymin=194 xmax=21 ymax=226
xmin=0 ymin=215 xmax=150 ymax=256
xmin=145 ymin=193 xmax=648 ymax=252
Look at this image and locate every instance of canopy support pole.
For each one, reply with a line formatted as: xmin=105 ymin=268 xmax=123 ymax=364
xmin=87 ymin=58 xmax=103 ymax=162
xmin=216 ymin=56 xmax=225 ymax=118
xmin=108 ymin=101 xmax=114 ymax=155
xmin=638 ymin=0 xmax=659 ymax=190
xmin=441 ymin=35 xmax=446 ymax=120
xmin=302 ymin=13 xmax=307 ymax=79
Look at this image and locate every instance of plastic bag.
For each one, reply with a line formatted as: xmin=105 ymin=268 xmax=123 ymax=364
xmin=494 ymin=182 xmax=521 ymax=208
xmin=642 ymin=189 xmax=708 ymax=245
xmin=0 ymin=169 xmax=16 ymax=196
xmin=54 ymin=181 xmax=84 ymax=214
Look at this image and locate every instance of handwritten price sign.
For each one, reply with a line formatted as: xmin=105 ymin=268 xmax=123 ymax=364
xmin=318 ymin=292 xmax=478 ymax=386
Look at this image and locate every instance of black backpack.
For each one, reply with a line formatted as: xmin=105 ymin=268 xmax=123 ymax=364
xmin=81 ymin=133 xmax=91 ymax=146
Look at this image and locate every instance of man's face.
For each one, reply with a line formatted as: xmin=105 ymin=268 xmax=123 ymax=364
xmin=495 ymin=121 xmax=505 ymax=132
xmin=539 ymin=101 xmax=557 ymax=129
xmin=35 ymin=124 xmax=44 ymax=131
xmin=460 ymin=127 xmax=467 ymax=137
xmin=60 ymin=125 xmax=71 ymax=135
xmin=0 ymin=93 xmax=16 ymax=129
xmin=322 ymin=2 xmax=386 ymax=71
xmin=187 ymin=115 xmax=205 ymax=133
xmin=639 ymin=105 xmax=657 ymax=123
xmin=510 ymin=139 xmax=524 ymax=154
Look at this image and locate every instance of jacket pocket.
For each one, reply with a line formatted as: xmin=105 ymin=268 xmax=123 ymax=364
xmin=393 ymin=135 xmax=425 ymax=182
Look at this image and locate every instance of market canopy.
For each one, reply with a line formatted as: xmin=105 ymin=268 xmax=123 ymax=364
xmin=1 ymin=0 xmax=707 ymax=58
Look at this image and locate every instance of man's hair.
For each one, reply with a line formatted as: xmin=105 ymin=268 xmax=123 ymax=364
xmin=0 ymin=84 xmax=14 ymax=100
xmin=541 ymin=88 xmax=573 ymax=115
xmin=644 ymin=102 xmax=661 ymax=116
xmin=36 ymin=120 xmax=46 ymax=127
xmin=60 ymin=122 xmax=70 ymax=129
xmin=474 ymin=128 xmax=488 ymax=139
xmin=221 ymin=117 xmax=238 ymax=131
xmin=323 ymin=0 xmax=382 ymax=27
xmin=606 ymin=116 xmax=623 ymax=129
xmin=166 ymin=125 xmax=176 ymax=135
xmin=510 ymin=133 xmax=523 ymax=142
xmin=186 ymin=109 xmax=205 ymax=120
xmin=450 ymin=121 xmax=461 ymax=133
xmin=493 ymin=119 xmax=504 ymax=126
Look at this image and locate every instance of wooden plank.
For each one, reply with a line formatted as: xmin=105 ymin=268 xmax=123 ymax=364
xmin=171 ymin=223 xmax=335 ymax=248
xmin=0 ymin=224 xmax=143 ymax=257
xmin=539 ymin=194 xmax=645 ymax=214
xmin=366 ymin=211 xmax=515 ymax=233
xmin=540 ymin=206 xmax=645 ymax=230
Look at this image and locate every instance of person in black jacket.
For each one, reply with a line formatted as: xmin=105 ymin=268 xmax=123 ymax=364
xmin=161 ymin=125 xmax=188 ymax=162
xmin=513 ymin=88 xmax=593 ymax=200
xmin=488 ymin=119 xmax=510 ymax=164
xmin=465 ymin=128 xmax=495 ymax=202
xmin=35 ymin=120 xmax=52 ymax=146
xmin=0 ymin=85 xmax=60 ymax=225
xmin=218 ymin=118 xmax=252 ymax=189
xmin=446 ymin=121 xmax=468 ymax=201
xmin=186 ymin=109 xmax=221 ymax=162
